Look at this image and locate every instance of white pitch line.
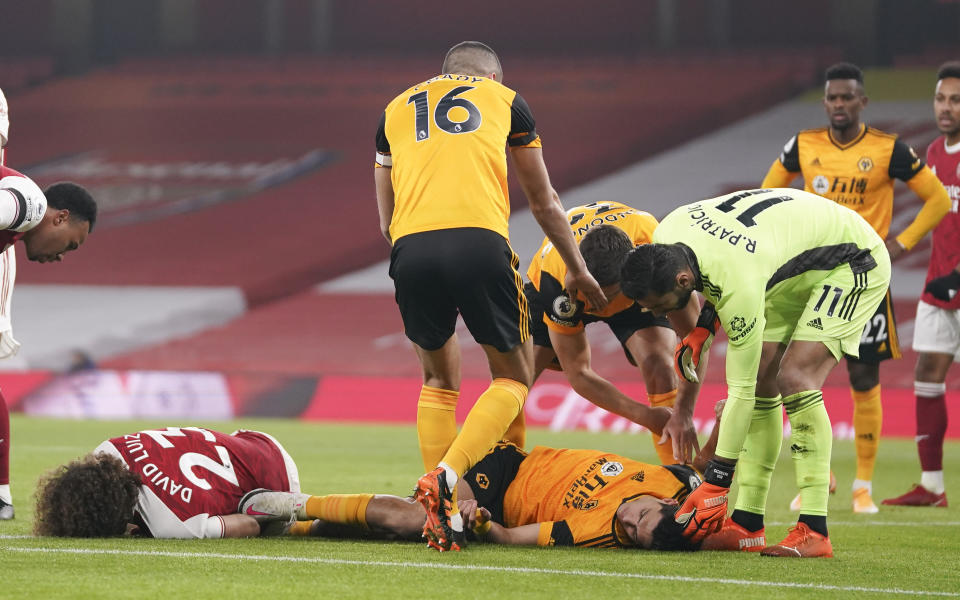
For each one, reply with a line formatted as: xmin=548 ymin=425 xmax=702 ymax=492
xmin=0 ymin=546 xmax=956 ymax=597
xmin=803 ymin=520 xmax=960 ymax=526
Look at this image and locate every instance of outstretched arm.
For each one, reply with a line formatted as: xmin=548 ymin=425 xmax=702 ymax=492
xmin=549 ymin=327 xmax=670 ymax=433
xmin=659 ymin=292 xmax=707 ymax=463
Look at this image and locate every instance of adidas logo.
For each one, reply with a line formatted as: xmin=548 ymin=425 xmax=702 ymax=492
xmin=807 ymin=317 xmax=823 ymax=330
xmin=811 ymin=157 xmax=821 ymax=166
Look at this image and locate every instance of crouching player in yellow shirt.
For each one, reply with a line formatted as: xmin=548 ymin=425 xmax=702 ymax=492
xmin=510 ymin=201 xmax=702 ymax=464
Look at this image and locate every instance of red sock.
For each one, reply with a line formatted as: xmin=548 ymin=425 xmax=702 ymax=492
xmin=915 ymin=383 xmax=947 ymax=472
xmin=0 ymin=390 xmax=9 ymax=485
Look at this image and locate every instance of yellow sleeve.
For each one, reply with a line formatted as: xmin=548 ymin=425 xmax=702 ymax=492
xmin=536 ymin=522 xmax=555 ymax=546
xmin=897 ymin=167 xmax=952 ymax=250
xmin=760 ymin=159 xmax=798 ymax=188
xmin=636 ymin=213 xmax=659 ymax=244
xmin=511 ymin=135 xmax=543 ymax=149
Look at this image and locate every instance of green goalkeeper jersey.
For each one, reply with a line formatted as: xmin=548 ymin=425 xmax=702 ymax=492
xmin=653 ymin=188 xmax=884 ymax=403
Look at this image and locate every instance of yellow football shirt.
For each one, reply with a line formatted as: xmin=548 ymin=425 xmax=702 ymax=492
xmin=376 ymin=74 xmax=541 ymax=242
xmin=502 ymin=446 xmax=698 ymax=547
xmin=763 ymin=125 xmax=924 ymax=239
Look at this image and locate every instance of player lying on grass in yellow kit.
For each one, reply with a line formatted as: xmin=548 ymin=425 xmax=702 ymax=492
xmin=239 ymin=422 xmax=725 ymax=552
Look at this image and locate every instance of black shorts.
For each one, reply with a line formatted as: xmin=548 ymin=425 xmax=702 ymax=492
xmin=464 ymin=441 xmax=527 ymax=526
xmin=390 ymin=228 xmax=529 ymax=352
xmin=524 ymin=282 xmax=671 ymax=366
xmin=847 ymin=288 xmax=900 ymax=363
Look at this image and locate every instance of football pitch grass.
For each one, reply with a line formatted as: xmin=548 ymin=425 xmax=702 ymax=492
xmin=1 ymin=416 xmax=958 ymax=599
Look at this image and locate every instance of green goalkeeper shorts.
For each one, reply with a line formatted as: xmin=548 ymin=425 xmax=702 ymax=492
xmin=762 ymin=241 xmax=891 ymax=361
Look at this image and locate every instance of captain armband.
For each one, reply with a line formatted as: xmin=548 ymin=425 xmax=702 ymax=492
xmin=375 ymin=152 xmax=392 ymax=167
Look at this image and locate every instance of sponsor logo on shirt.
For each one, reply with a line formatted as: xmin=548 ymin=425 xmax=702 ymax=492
xmin=813 ymin=175 xmax=830 ymax=195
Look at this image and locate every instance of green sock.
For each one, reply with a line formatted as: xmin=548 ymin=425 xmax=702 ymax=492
xmin=715 ymin=395 xmax=756 ymax=461
xmin=733 ymin=396 xmax=783 ymax=516
xmin=783 ymin=390 xmax=832 ymax=517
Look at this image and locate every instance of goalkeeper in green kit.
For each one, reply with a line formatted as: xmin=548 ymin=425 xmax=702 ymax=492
xmin=620 ymin=188 xmax=890 ymax=558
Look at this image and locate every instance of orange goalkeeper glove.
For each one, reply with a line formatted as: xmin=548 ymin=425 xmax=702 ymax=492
xmin=675 ymin=459 xmax=733 ymax=542
xmin=674 ymin=304 xmax=719 ymax=383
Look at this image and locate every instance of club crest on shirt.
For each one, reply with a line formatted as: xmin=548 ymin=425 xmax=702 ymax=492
xmin=857 ymin=156 xmax=873 ymax=172
xmin=812 ymin=174 xmax=830 ymax=195
xmin=475 ymin=473 xmax=490 ymax=490
xmin=580 ymin=499 xmax=599 ymax=511
xmin=600 ymin=462 xmax=623 ymax=477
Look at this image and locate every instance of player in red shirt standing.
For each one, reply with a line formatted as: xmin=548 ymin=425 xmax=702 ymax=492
xmin=0 ymin=87 xmax=97 ymax=521
xmin=34 ymin=426 xmax=301 ymax=538
xmin=884 ymin=63 xmax=960 ymax=508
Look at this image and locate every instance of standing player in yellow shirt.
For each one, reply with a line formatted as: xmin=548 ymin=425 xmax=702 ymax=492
xmin=761 ymin=63 xmax=951 ymax=513
xmin=374 ymin=41 xmax=606 ymax=551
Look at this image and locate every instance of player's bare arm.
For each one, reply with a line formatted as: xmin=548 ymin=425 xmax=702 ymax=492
xmin=547 ymin=327 xmax=670 ymax=434
xmin=373 ymin=165 xmax=394 ymax=243
xmin=456 ymin=497 xmax=541 ymax=545
xmin=220 ymin=514 xmax=262 ymax=538
xmin=510 ymin=146 xmax=606 ymax=311
xmin=657 ymin=292 xmax=708 ymax=463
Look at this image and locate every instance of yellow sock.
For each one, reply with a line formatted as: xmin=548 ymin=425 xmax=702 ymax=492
xmin=417 ymin=386 xmax=460 ymax=472
xmin=441 ymin=378 xmax=527 ymax=477
xmin=852 ymin=384 xmax=882 ymax=482
xmin=502 ymin=407 xmax=526 ymax=449
xmin=649 ymin=390 xmax=678 ymax=464
xmin=305 ymin=494 xmax=374 ymax=529
xmin=287 ymin=520 xmax=314 ymax=536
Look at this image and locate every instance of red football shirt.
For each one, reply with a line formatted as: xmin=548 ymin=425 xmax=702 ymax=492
xmin=923 ymin=136 xmax=960 ymax=310
xmin=96 ymin=427 xmax=300 ymax=538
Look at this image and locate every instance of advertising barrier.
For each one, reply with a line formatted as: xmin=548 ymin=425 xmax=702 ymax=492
xmin=5 ymin=370 xmax=958 ymax=440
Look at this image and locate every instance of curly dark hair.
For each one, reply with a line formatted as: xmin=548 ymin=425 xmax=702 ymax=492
xmin=649 ymin=504 xmax=701 ymax=552
xmin=34 ymin=453 xmax=141 ymax=537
